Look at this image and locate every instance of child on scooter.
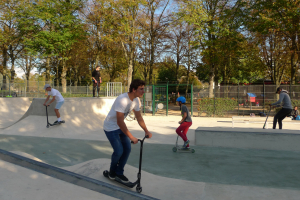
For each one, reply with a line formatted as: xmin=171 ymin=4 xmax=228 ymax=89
xmin=176 ymin=96 xmax=192 ymax=149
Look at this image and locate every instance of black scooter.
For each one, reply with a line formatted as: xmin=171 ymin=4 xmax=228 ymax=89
xmin=263 ymin=107 xmax=272 ymax=129
xmin=103 ymin=135 xmax=149 ymax=193
xmin=45 ymin=105 xmax=65 ymax=128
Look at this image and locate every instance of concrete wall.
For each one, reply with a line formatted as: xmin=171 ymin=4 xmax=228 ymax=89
xmin=195 ymin=127 xmax=300 ymax=151
xmin=0 ymin=97 xmax=116 ymax=129
xmin=0 ymin=97 xmax=31 ymax=128
xmin=25 ymin=97 xmax=116 ymax=117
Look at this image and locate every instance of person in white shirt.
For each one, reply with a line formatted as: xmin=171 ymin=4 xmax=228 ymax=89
xmin=103 ymin=79 xmax=152 ymax=183
xmin=43 ymin=84 xmax=65 ymax=124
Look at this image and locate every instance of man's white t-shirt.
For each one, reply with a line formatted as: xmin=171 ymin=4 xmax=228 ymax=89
xmin=48 ymin=88 xmax=64 ymax=102
xmin=103 ymin=93 xmax=140 ymax=132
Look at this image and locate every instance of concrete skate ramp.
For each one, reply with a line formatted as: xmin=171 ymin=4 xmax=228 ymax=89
xmin=0 ymin=98 xmax=116 ymax=138
xmin=0 ymin=97 xmax=31 ymax=128
xmin=0 ymin=149 xmax=158 ymax=200
xmin=4 ymin=150 xmax=300 ymax=200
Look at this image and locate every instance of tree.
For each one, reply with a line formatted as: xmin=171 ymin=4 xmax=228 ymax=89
xmin=179 ymin=0 xmax=244 ymax=97
xmin=250 ymin=0 xmax=300 ymax=85
xmin=17 ymin=0 xmax=86 ymax=92
xmin=16 ymin=50 xmax=37 ymax=91
xmin=139 ymin=0 xmax=172 ymax=84
xmin=244 ymin=0 xmax=299 ymax=87
xmin=0 ymin=0 xmax=27 ymax=87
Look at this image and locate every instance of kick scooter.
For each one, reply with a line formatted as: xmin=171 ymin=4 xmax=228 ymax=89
xmin=172 ymin=135 xmax=195 ymax=153
xmin=103 ymin=135 xmax=149 ymax=193
xmin=45 ymin=105 xmax=65 ymax=128
xmin=263 ymin=107 xmax=272 ymax=129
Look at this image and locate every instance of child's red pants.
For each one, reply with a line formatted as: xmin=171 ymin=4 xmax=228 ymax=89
xmin=176 ymin=121 xmax=192 ymax=147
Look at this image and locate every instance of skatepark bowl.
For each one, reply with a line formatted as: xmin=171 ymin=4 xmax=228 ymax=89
xmin=1 ymin=97 xmax=300 ymax=200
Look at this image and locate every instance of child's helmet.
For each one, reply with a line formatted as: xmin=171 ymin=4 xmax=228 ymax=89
xmin=176 ymin=96 xmax=186 ymax=103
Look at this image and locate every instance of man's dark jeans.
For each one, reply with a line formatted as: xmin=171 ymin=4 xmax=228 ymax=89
xmin=273 ymin=108 xmax=293 ymax=129
xmin=104 ymin=129 xmax=131 ymax=176
xmin=93 ymin=80 xmax=100 ymax=97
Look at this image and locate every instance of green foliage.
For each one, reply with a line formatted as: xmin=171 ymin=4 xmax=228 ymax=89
xmin=16 ymin=0 xmax=85 ymax=57
xmin=197 ymin=97 xmax=237 ymax=117
xmin=291 ymin=100 xmax=300 ymax=108
xmin=157 ymin=57 xmax=186 ymax=83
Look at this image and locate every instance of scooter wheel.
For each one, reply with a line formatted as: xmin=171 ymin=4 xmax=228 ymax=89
xmin=191 ymin=149 xmax=195 ymax=153
xmin=46 ymin=125 xmax=49 ymax=128
xmin=136 ymin=186 xmax=142 ymax=193
xmin=172 ymin=147 xmax=177 ymax=152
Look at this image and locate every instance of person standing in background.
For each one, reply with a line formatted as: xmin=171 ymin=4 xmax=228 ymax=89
xmin=92 ymin=66 xmax=102 ymax=97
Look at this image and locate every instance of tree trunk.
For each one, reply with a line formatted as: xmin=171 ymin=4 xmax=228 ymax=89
xmin=25 ymin=55 xmax=30 ymax=92
xmin=46 ymin=57 xmax=50 ymax=81
xmin=209 ymin=67 xmax=215 ymax=98
xmin=127 ymin=53 xmax=133 ymax=91
xmin=149 ymin=10 xmax=155 ymax=85
xmin=185 ymin=43 xmax=191 ymax=97
xmin=2 ymin=46 xmax=7 ymax=90
xmin=8 ymin=45 xmax=15 ymax=84
xmin=61 ymin=59 xmax=67 ymax=93
xmin=74 ymin=65 xmax=78 ymax=87
xmin=94 ymin=54 xmax=99 ymax=69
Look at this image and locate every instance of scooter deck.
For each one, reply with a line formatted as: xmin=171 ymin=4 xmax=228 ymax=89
xmin=47 ymin=120 xmax=65 ymax=128
xmin=49 ymin=120 xmax=65 ymax=126
xmin=103 ymin=170 xmax=136 ymax=188
xmin=173 ymin=146 xmax=195 ymax=153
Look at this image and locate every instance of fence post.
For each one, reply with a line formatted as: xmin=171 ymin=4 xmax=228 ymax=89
xmin=86 ymin=84 xmax=88 ymax=96
xmin=152 ymin=85 xmax=155 ymax=116
xmin=191 ymin=84 xmax=193 ymax=116
xmin=69 ymin=83 xmax=71 ymax=95
xmin=9 ymin=81 xmax=11 ymax=96
xmin=290 ymin=79 xmax=292 ymax=98
xmin=263 ymin=81 xmax=265 ymax=114
xmin=37 ymin=79 xmax=39 ymax=98
xmin=166 ymin=82 xmax=169 ymax=116
xmin=213 ymin=85 xmax=216 ymax=117
xmin=143 ymin=88 xmax=145 ymax=116
xmin=238 ymin=83 xmax=240 ymax=116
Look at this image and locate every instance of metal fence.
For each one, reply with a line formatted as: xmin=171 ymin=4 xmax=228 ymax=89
xmin=106 ymin=82 xmax=123 ymax=97
xmin=2 ymin=81 xmax=299 ymax=117
xmin=192 ymin=84 xmax=300 ymax=117
xmin=0 ymin=81 xmax=127 ymax=98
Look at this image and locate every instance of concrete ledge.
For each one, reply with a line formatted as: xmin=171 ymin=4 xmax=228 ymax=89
xmin=230 ymin=116 xmax=298 ymax=128
xmin=0 ymin=149 xmax=158 ymax=200
xmin=195 ymin=127 xmax=300 ymax=151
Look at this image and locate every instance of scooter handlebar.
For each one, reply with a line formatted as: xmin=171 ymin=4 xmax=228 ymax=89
xmin=131 ymin=135 xmax=149 ymax=144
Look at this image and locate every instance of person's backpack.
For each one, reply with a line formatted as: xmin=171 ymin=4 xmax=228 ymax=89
xmin=296 ymin=115 xmax=300 ymax=120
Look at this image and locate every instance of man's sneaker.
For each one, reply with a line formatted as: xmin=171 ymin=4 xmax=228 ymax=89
xmin=182 ymin=140 xmax=190 ymax=148
xmin=116 ymin=174 xmax=129 ymax=183
xmin=53 ymin=120 xmax=59 ymax=125
xmin=108 ymin=171 xmax=116 ymax=180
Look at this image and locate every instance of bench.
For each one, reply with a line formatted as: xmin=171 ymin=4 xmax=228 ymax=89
xmin=231 ymin=116 xmax=299 ymax=128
